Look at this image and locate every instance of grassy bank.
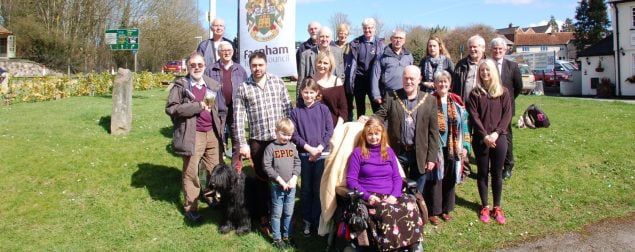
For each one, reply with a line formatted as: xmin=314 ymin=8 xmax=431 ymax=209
xmin=0 ymin=89 xmax=633 ymax=251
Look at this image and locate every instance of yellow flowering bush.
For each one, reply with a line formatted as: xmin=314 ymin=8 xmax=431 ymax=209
xmin=1 ymin=72 xmax=174 ymax=105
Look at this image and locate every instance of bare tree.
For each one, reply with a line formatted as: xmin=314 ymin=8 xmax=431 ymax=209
xmin=372 ymin=14 xmax=385 ymax=39
xmin=329 ymin=12 xmax=350 ymax=33
xmin=444 ymin=24 xmax=497 ymax=60
xmin=1 ymin=0 xmax=205 ymax=73
xmin=402 ymin=25 xmax=432 ymax=62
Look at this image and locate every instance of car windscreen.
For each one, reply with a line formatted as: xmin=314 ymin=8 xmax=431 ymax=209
xmin=562 ymin=63 xmax=576 ymax=71
xmin=520 ymin=66 xmax=531 ymax=75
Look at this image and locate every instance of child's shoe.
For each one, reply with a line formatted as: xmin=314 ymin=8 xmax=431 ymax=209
xmin=282 ymin=237 xmax=297 ymax=248
xmin=272 ymin=239 xmax=286 ymax=250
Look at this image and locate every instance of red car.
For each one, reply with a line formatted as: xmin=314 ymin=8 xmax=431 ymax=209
xmin=163 ymin=60 xmax=184 ymax=73
xmin=532 ymin=62 xmax=574 ymax=86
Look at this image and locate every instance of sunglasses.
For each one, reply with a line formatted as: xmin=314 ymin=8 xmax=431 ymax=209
xmin=189 ymin=63 xmax=204 ymax=69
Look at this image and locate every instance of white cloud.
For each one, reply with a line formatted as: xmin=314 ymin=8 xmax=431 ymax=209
xmin=484 ymin=0 xmax=535 ymax=5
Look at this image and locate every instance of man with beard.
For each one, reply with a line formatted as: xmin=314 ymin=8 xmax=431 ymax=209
xmin=234 ymin=51 xmax=293 ymax=234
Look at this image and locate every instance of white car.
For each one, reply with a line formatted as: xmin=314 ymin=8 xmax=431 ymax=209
xmin=519 ymin=64 xmax=535 ymax=94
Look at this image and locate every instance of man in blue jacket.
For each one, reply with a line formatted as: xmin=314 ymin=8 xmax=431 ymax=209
xmin=371 ymin=29 xmax=413 ymax=105
xmin=345 ymin=18 xmax=384 ymax=119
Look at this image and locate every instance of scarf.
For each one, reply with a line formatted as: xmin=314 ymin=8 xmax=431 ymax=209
xmin=436 ymin=94 xmax=460 ymax=161
xmin=423 ymin=55 xmax=447 ymax=82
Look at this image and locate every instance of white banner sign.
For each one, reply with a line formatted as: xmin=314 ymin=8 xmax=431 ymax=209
xmin=239 ymin=0 xmax=296 ymax=77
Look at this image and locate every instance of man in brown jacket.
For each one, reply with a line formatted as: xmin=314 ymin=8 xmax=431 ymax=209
xmin=361 ymin=65 xmax=439 ymax=191
xmin=166 ymin=53 xmax=225 ymax=223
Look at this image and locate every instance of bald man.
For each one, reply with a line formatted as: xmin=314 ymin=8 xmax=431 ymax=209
xmin=197 ymin=17 xmax=239 ymax=75
xmin=296 ymin=21 xmax=321 ymax=74
xmin=362 ymin=65 xmax=439 ymax=192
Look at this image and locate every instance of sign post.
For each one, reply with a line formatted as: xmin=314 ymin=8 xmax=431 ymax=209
xmin=105 ymin=28 xmax=140 ymax=71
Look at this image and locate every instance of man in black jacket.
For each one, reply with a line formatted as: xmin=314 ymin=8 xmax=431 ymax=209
xmin=452 ymin=35 xmax=486 ymax=102
xmin=490 ymin=37 xmax=522 ymax=179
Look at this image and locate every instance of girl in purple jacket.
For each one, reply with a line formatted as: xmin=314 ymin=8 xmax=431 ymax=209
xmin=290 ymin=78 xmax=333 ymax=236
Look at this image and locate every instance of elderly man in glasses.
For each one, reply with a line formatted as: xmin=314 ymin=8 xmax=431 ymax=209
xmin=166 ymin=52 xmax=225 ymax=223
xmin=207 ymin=41 xmax=248 ymax=170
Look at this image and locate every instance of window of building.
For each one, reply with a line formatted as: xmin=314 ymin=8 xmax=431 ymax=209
xmin=632 ymin=54 xmax=635 ymax=76
xmin=591 ymin=77 xmax=599 ymax=89
xmin=522 ymin=46 xmax=529 ymax=52
xmin=0 ymin=38 xmax=6 ymax=57
xmin=632 ymin=7 xmax=635 ymax=27
xmin=540 ymin=46 xmax=548 ymax=51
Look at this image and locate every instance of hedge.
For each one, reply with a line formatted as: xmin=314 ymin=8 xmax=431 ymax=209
xmin=1 ymin=72 xmax=174 ymax=105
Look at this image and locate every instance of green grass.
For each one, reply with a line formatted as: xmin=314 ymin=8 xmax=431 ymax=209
xmin=0 ymin=89 xmax=634 ymax=251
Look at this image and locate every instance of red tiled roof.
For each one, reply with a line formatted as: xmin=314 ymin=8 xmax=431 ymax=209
xmin=514 ymin=32 xmax=575 ymax=46
xmin=0 ymin=25 xmax=12 ymax=35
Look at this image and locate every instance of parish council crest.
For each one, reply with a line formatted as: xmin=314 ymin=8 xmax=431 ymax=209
xmin=245 ymin=0 xmax=287 ymax=42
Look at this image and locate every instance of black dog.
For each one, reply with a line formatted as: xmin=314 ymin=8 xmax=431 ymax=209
xmin=207 ymin=163 xmax=251 ymax=235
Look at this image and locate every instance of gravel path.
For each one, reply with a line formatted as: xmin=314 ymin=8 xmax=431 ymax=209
xmin=500 ymin=212 xmax=635 ymax=251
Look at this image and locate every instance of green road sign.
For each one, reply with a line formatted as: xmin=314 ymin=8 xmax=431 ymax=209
xmin=105 ymin=28 xmax=139 ymax=50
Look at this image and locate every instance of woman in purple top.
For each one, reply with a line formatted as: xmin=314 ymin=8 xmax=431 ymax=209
xmin=346 ymin=117 xmax=423 ymax=251
xmin=290 ymin=78 xmax=333 ymax=236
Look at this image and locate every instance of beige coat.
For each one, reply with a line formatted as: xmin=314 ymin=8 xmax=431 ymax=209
xmin=318 ymin=122 xmax=405 ymax=235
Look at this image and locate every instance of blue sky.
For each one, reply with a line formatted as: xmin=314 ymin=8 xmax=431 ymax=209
xmin=196 ymin=0 xmax=580 ymax=41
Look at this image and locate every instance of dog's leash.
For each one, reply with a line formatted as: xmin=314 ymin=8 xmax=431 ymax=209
xmin=238 ymin=156 xmax=269 ymax=182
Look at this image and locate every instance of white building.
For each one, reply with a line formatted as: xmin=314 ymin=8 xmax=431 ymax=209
xmin=514 ymin=32 xmax=576 ymax=61
xmin=0 ymin=25 xmax=15 ymax=59
xmin=609 ymin=0 xmax=635 ymax=96
xmin=577 ymin=35 xmax=615 ymax=96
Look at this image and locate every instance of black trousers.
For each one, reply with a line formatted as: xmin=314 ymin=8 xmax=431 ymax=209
xmin=226 ymin=107 xmax=241 ymax=169
xmin=473 ymin=135 xmax=508 ymax=207
xmin=504 ymin=123 xmax=514 ymax=170
xmin=346 ymin=91 xmax=355 ymax=121
xmin=249 ymin=139 xmax=274 ymax=220
xmin=424 ymin=147 xmax=457 ymax=216
xmin=353 ymin=76 xmax=380 ymax=118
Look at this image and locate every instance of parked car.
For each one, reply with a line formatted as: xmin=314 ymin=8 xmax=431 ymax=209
xmin=163 ymin=60 xmax=184 ymax=73
xmin=519 ymin=64 xmax=535 ymax=94
xmin=532 ymin=60 xmax=574 ymax=86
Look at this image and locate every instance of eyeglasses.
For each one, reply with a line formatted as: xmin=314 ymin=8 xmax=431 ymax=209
xmin=189 ymin=63 xmax=204 ymax=69
xmin=219 ymin=49 xmax=232 ymax=53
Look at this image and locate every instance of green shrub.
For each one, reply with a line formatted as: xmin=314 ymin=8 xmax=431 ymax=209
xmin=1 ymin=72 xmax=174 ymax=105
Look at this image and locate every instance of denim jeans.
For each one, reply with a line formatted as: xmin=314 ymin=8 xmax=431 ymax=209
xmin=271 ymin=185 xmax=296 ymax=240
xmin=300 ymin=153 xmax=325 ymax=227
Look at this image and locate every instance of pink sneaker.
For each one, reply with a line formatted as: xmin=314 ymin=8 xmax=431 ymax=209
xmin=479 ymin=207 xmax=491 ymax=224
xmin=493 ymin=207 xmax=506 ymax=224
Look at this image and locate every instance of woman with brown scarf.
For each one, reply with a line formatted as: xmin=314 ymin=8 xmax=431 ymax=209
xmin=424 ymin=70 xmax=472 ymax=225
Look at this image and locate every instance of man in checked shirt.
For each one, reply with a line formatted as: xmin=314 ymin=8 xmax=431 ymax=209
xmin=233 ymin=51 xmax=293 ymax=234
